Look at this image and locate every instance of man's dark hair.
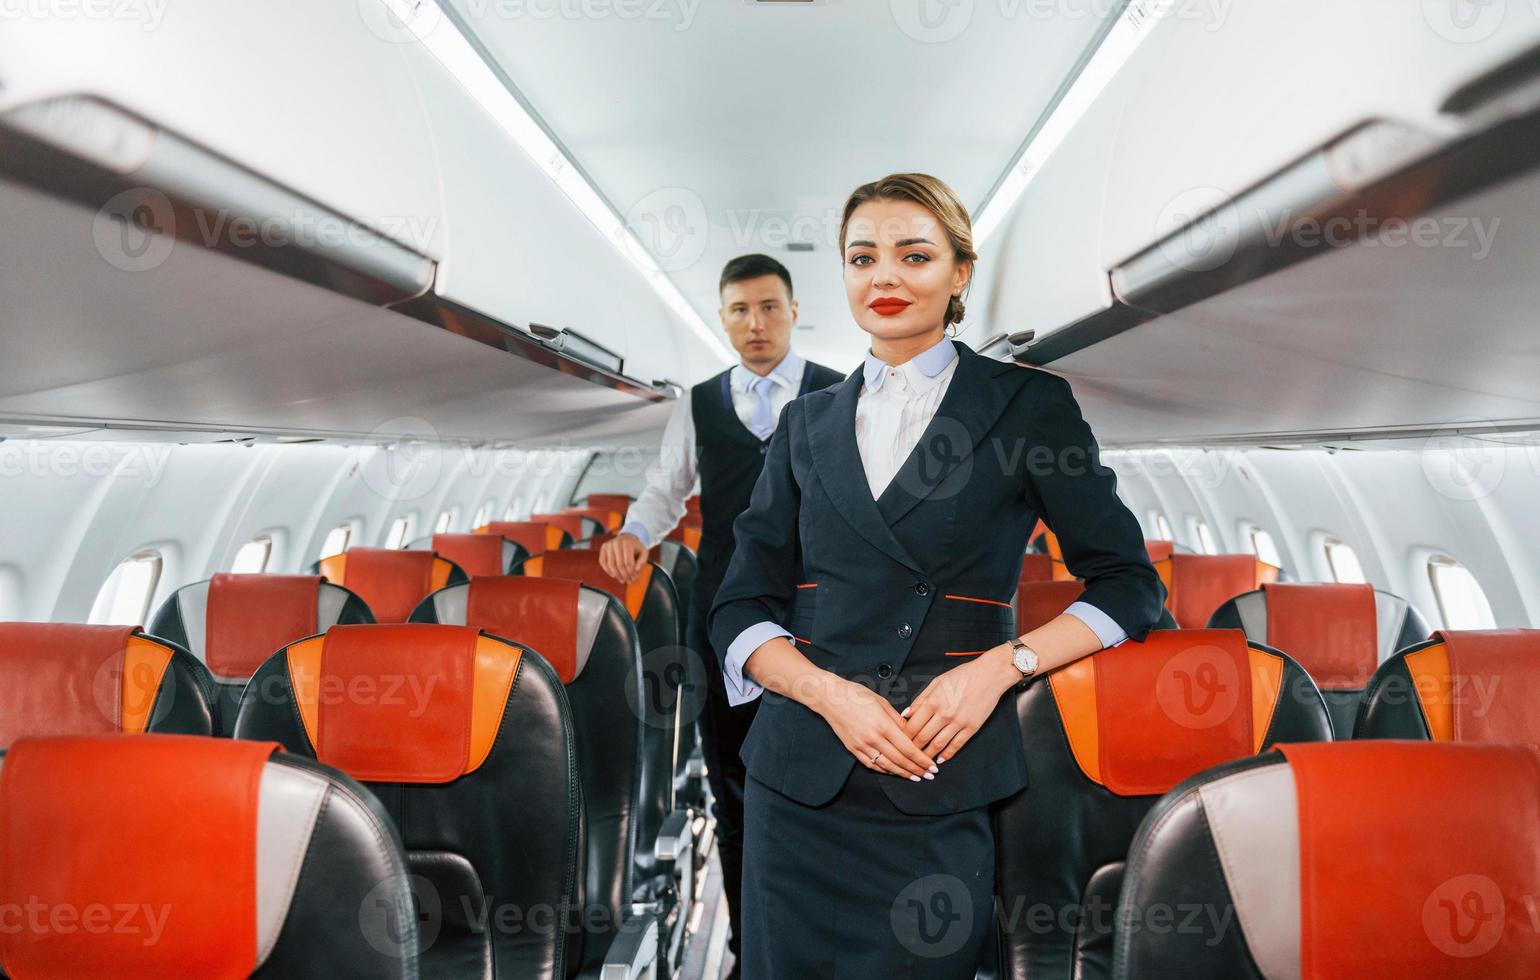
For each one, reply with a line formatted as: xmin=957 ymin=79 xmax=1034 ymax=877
xmin=719 ymin=253 xmax=794 ymax=299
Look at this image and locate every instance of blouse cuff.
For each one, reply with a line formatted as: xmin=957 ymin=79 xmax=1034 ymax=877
xmin=722 ymin=621 xmax=791 ymax=706
xmin=1064 ymin=600 xmax=1129 ymax=649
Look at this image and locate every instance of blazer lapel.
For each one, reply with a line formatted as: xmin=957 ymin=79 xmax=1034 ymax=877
xmin=805 ymin=364 xmax=922 ymax=571
xmin=875 ymin=341 xmax=1027 ymax=528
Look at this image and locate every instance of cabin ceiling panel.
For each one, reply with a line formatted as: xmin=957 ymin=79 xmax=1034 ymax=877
xmin=442 ymin=0 xmax=1113 ymax=369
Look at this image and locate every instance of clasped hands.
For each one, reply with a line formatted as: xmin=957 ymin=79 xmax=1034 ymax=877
xmin=813 ymin=645 xmax=1023 ymax=782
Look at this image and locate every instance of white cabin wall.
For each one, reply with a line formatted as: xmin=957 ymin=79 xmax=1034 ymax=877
xmin=1108 ymin=445 xmax=1540 ymax=630
xmin=0 ymin=440 xmax=589 ymax=624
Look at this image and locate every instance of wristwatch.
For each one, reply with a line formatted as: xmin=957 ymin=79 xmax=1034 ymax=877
xmin=1009 ymin=640 xmax=1040 ymax=681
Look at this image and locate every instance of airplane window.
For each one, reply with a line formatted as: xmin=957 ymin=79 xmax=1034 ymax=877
xmin=230 ymin=536 xmax=272 ymax=574
xmin=473 ymin=502 xmax=492 ymax=529
xmin=1428 ymin=556 xmax=1497 ymax=630
xmin=434 ymin=510 xmax=455 ymax=534
xmin=385 ymin=516 xmax=413 ymax=550
xmin=1195 ymin=521 xmax=1218 ymax=555
xmin=88 ymin=550 xmax=163 ymax=626
xmin=319 ymin=524 xmax=351 ymax=560
xmin=1324 ymin=537 xmax=1367 ymax=584
xmin=1154 ymin=514 xmax=1173 ymax=541
xmin=1250 ymin=527 xmax=1282 ymax=568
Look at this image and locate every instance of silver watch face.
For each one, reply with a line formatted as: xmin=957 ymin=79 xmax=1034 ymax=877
xmin=1012 ymin=643 xmax=1039 ymax=676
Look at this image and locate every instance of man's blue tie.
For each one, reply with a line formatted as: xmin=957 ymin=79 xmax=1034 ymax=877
xmin=748 ymin=375 xmax=776 ymax=440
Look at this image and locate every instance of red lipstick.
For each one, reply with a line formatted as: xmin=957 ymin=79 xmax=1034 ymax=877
xmin=868 ymin=298 xmax=912 ymax=316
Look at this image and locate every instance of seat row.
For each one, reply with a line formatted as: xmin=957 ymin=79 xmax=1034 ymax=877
xmin=1018 ymin=549 xmax=1444 ymax=737
xmin=0 ymin=495 xmax=717 ymax=979
xmin=988 ymin=621 xmax=1540 ymax=979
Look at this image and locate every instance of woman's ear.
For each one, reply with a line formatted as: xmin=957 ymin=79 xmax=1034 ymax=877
xmin=953 ymin=260 xmax=972 ymax=297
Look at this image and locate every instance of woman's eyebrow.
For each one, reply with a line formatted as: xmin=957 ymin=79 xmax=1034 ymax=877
xmin=845 ymin=239 xmax=876 ymax=250
xmin=896 ymin=237 xmax=935 ymax=247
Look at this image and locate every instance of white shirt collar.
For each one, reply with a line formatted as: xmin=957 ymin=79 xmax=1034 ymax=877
xmin=731 ymin=348 xmax=805 ymax=393
xmin=862 ymin=336 xmax=958 ymax=396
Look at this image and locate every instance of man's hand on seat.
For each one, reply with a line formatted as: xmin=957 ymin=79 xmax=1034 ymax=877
xmin=599 ymin=532 xmax=649 ymax=583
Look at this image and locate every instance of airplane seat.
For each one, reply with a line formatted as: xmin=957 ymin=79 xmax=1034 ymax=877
xmin=1019 ymin=551 xmax=1056 ymax=584
xmin=1355 ymin=628 xmax=1540 ymax=743
xmin=1015 ymin=580 xmax=1178 ymax=635
xmin=511 ymin=551 xmax=694 ymax=966
xmin=149 ymin=573 xmax=372 ymax=735
xmin=1028 ymin=526 xmax=1079 ymax=580
xmin=1208 ymin=582 xmax=1431 ymax=737
xmin=407 ymin=579 xmax=690 ymax=979
xmin=409 ymin=532 xmax=527 ymax=577
xmin=476 ymin=520 xmax=574 ymax=556
xmin=1114 ymin=741 xmax=1540 ymax=979
xmin=0 ymin=623 xmax=216 ymax=742
xmin=1143 ymin=538 xmax=1175 ymax=562
xmin=665 ymin=522 xmax=702 ymax=553
xmin=232 ymin=624 xmax=583 ymax=980
xmin=583 ymin=493 xmax=634 ymax=530
xmin=0 ymin=734 xmax=417 ymax=978
xmin=1154 ymin=554 xmax=1280 ymax=629
xmin=995 ymin=629 xmax=1331 ymax=980
xmin=530 ymin=512 xmax=606 ymax=547
xmin=311 ymin=547 xmax=466 ymax=623
xmin=562 ymin=505 xmax=623 ymax=533
xmin=650 ymin=538 xmax=703 ymax=792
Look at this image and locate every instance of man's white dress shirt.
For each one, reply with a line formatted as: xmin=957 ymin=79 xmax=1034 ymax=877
xmin=720 ymin=336 xmax=1127 ymax=706
xmin=619 ymin=349 xmax=806 ymax=548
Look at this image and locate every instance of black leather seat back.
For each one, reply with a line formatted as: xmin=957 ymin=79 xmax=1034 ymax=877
xmin=411 ymin=576 xmax=651 ymax=975
xmin=234 ymin=624 xmax=582 ymax=980
xmin=149 ymin=575 xmax=371 ymax=734
xmin=1209 ymin=582 xmax=1429 ymax=736
xmin=996 ymin=629 xmax=1331 ymax=980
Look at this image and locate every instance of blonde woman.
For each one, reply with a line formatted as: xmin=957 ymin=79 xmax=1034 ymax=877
xmin=708 ymin=173 xmax=1164 ymax=976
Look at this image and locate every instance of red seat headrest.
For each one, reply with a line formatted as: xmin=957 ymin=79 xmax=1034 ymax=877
xmin=0 ymin=735 xmax=280 ymax=977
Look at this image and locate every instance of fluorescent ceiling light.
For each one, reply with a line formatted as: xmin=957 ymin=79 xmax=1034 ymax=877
xmin=377 ymin=0 xmax=732 ymax=365
xmin=974 ymin=0 xmax=1167 ymax=245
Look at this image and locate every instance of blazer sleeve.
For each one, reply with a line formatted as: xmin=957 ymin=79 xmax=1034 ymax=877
xmin=708 ymin=399 xmax=802 ymax=669
xmin=1023 ymin=373 xmax=1166 ymax=643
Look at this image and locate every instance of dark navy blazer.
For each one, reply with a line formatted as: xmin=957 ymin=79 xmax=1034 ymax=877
xmin=708 ymin=340 xmax=1165 ymax=815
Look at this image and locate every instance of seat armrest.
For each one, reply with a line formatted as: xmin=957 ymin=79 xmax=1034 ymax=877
xmin=599 ymin=909 xmax=659 ymax=980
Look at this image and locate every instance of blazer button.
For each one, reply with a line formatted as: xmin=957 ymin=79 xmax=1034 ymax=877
xmin=877 ymin=663 xmax=893 ymax=678
xmin=914 ymin=581 xmax=930 ymax=596
xmin=897 ymin=623 xmax=912 ymax=639
xmin=759 ymin=446 xmax=767 ymax=454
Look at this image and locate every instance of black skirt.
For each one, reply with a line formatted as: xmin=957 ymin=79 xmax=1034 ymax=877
xmin=740 ymin=763 xmax=994 ymax=979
